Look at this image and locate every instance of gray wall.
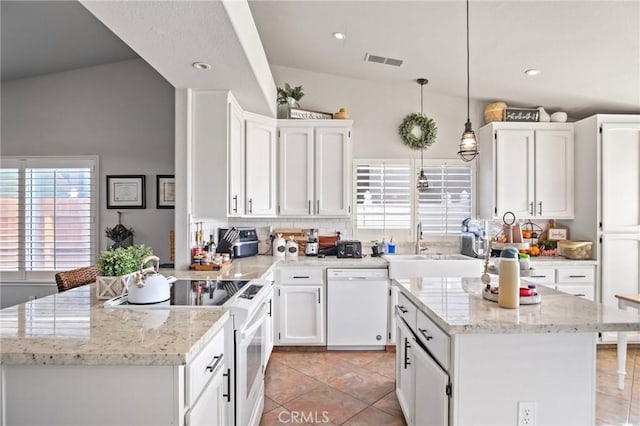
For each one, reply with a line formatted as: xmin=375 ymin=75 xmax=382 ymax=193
xmin=1 ymin=58 xmax=175 ymax=303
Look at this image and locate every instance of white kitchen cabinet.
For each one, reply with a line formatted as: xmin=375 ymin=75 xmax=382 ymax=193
xmin=244 ymin=112 xmax=277 ymax=216
xmin=2 ymin=319 xmax=231 ymax=426
xmin=278 ymin=120 xmax=352 ymax=217
xmin=274 ymin=268 xmax=325 ymax=345
xmin=413 ymin=337 xmax=449 ymax=426
xmin=395 ymin=318 xmax=415 ymax=426
xmin=526 ymin=264 xmax=596 ymax=301
xmin=566 ymin=116 xmax=640 ymax=320
xmin=228 ymin=95 xmax=245 ymax=216
xmin=264 ymin=286 xmax=274 ymax=365
xmin=478 ymin=122 xmax=574 ymax=220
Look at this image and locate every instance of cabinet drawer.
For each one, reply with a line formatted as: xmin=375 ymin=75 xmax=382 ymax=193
xmin=526 ymin=268 xmax=555 ymax=284
xmin=396 ymin=292 xmax=417 ymax=331
xmin=557 ymin=267 xmax=594 ymax=283
xmin=277 ymin=268 xmax=324 ymax=284
xmin=416 ymin=310 xmax=450 ymax=371
xmin=186 ymin=328 xmax=226 ymax=407
xmin=556 ymin=284 xmax=594 ymax=301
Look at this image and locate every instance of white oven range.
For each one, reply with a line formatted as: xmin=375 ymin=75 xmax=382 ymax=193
xmin=104 ymin=277 xmax=274 ymax=426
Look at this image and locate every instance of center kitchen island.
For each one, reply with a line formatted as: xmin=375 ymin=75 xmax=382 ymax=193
xmin=393 ymin=276 xmax=640 ymax=426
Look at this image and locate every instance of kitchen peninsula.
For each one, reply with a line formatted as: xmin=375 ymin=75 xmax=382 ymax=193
xmin=393 ymin=276 xmax=640 ymax=426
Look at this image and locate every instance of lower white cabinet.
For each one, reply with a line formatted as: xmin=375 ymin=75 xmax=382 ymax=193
xmin=2 ymin=320 xmax=231 ymax=426
xmin=413 ymin=338 xmax=449 ymax=426
xmin=527 ymin=264 xmax=596 ymax=301
xmin=264 ymin=286 xmax=275 ymax=364
xmin=395 ymin=317 xmax=416 ymax=425
xmin=275 ymin=267 xmax=325 ymax=346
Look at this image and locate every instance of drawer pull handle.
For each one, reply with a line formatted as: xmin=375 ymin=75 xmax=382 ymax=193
xmin=293 ymin=276 xmax=310 ymax=279
xmin=573 ymin=294 xmax=586 ymax=297
xmin=397 ymin=305 xmax=408 ymax=314
xmin=205 ymin=353 xmax=224 ymax=374
xmin=569 ymin=275 xmax=587 ymax=278
xmin=419 ymin=328 xmax=433 ymax=341
xmin=530 ymin=275 xmax=547 ymax=278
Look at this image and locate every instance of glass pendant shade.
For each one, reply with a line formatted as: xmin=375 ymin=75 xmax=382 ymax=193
xmin=458 ymin=119 xmax=478 ymax=161
xmin=416 ymin=169 xmax=429 ymax=192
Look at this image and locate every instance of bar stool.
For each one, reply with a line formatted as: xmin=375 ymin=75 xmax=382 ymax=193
xmin=54 ymin=265 xmax=99 ymax=293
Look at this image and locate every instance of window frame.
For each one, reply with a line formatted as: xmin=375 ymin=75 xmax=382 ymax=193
xmin=352 ymin=158 xmax=476 ymax=242
xmin=0 ymin=155 xmax=99 ymax=282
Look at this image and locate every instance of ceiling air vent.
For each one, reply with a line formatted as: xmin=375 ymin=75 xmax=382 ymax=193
xmin=365 ymin=53 xmax=403 ymax=67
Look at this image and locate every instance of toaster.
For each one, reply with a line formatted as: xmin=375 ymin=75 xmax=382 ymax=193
xmin=336 ymin=240 xmax=362 ymax=258
xmin=217 ymin=227 xmax=259 ymax=258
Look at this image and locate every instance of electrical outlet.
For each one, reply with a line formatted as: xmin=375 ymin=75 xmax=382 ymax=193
xmin=518 ymin=401 xmax=536 ymax=426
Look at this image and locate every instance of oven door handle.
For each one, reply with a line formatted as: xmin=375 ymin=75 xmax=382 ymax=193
xmin=239 ymin=304 xmax=268 ymax=340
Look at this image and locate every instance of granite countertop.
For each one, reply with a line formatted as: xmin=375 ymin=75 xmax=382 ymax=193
xmin=394 ymin=276 xmax=640 ymax=335
xmin=527 ymin=256 xmax=598 ymax=266
xmin=0 ymin=284 xmax=229 ymax=366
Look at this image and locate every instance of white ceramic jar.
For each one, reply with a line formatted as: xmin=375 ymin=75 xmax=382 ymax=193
xmin=285 ymin=236 xmax=299 ymax=257
xmin=273 ymin=233 xmax=286 ymax=258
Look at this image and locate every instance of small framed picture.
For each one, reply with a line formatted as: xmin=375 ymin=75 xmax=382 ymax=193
xmin=548 ymin=228 xmax=568 ymax=241
xmin=106 ymin=175 xmax=145 ymax=209
xmin=156 ymin=175 xmax=175 ymax=209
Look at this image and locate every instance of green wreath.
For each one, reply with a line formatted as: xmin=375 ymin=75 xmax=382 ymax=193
xmin=398 ymin=113 xmax=437 ymax=150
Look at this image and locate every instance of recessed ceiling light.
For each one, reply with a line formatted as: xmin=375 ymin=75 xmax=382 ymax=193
xmin=192 ymin=62 xmax=211 ymax=70
xmin=332 ymin=32 xmax=346 ymax=40
xmin=525 ymin=69 xmax=541 ymax=76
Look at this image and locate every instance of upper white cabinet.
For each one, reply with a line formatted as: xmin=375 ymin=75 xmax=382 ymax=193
xmin=478 ymin=122 xmax=574 ymax=220
xmin=228 ymin=96 xmax=245 ymax=216
xmin=278 ymin=120 xmax=353 ymax=217
xmin=244 ymin=112 xmax=277 ymax=216
xmin=227 ymin=105 xmax=277 ymax=217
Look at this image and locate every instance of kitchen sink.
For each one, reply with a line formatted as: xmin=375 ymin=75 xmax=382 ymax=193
xmin=382 ymin=253 xmax=482 ymax=279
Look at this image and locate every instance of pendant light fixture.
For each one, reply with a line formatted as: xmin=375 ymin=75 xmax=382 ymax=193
xmin=416 ymin=78 xmax=429 ymax=192
xmin=458 ymin=0 xmax=479 ymax=162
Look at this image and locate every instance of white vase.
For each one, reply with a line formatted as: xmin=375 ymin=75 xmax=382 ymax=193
xmin=286 ymin=97 xmax=299 ymax=108
xmin=537 ymin=107 xmax=550 ymax=122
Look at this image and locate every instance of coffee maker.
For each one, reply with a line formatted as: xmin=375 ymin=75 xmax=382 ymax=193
xmin=460 ymin=218 xmax=487 ymax=258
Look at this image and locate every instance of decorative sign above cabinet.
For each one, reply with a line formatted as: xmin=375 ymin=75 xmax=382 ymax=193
xmin=504 ymin=108 xmax=540 ymax=122
xmin=288 ymin=108 xmax=333 ymax=120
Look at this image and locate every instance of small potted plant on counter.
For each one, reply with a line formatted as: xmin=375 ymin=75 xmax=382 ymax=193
xmin=277 ymin=83 xmax=304 ymax=107
xmin=96 ymin=244 xmax=153 ymax=300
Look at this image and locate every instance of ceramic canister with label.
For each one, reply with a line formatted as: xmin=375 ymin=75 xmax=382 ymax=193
xmin=285 ymin=235 xmax=299 ymax=257
xmin=273 ymin=233 xmax=286 ymax=258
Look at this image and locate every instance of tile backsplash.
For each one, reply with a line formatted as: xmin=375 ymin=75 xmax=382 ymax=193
xmin=228 ymin=217 xmax=354 ymax=239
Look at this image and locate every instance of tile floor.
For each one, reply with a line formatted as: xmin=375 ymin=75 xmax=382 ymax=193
xmin=261 ymin=346 xmax=637 ymax=426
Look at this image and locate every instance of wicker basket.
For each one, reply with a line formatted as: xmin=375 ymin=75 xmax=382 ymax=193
xmin=484 ymin=102 xmax=507 ymax=124
xmin=96 ymin=271 xmax=137 ymax=300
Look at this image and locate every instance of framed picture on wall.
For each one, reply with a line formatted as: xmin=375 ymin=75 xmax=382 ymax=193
xmin=156 ymin=175 xmax=175 ymax=209
xmin=106 ymin=175 xmax=146 ymax=209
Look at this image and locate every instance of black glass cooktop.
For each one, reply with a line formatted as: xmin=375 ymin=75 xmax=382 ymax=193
xmin=118 ymin=279 xmax=250 ymax=307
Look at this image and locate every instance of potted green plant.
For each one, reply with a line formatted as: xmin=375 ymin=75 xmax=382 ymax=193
xmin=96 ymin=244 xmax=153 ymax=299
xmin=277 ymin=83 xmax=304 ymax=106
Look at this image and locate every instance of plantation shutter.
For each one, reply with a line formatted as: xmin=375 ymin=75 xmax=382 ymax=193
xmin=0 ymin=160 xmax=20 ymax=272
xmin=355 ymin=162 xmax=411 ymax=229
xmin=417 ymin=163 xmax=473 ymax=235
xmin=0 ymin=157 xmax=96 ymax=280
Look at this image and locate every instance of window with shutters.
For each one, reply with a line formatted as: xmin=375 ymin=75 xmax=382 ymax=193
xmin=354 ymin=159 xmax=473 ymax=238
xmin=0 ymin=157 xmax=97 ymax=281
xmin=417 ymin=162 xmax=473 ymax=236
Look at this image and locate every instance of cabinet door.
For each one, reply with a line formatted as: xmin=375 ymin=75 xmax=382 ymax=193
xmin=228 ymin=99 xmax=245 ymax=216
xmin=276 ymin=285 xmax=324 ymax=345
xmin=601 ymin=234 xmax=640 ymax=308
xmin=279 ymin=127 xmax=314 ymax=216
xmin=245 ymin=118 xmax=277 ymax=216
xmin=264 ymin=289 xmax=274 ymax=365
xmin=413 ymin=339 xmax=449 ymax=426
xmin=601 ymin=123 xmax=640 ymax=233
xmin=315 ymin=127 xmax=351 ymax=216
xmin=495 ymin=129 xmax=535 ymax=218
xmin=534 ymin=129 xmax=574 ymax=218
xmin=185 ymin=364 xmax=226 ymax=426
xmin=396 ymin=319 xmax=415 ymax=426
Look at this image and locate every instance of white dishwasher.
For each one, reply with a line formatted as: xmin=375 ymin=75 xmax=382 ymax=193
xmin=327 ymin=268 xmax=389 ymax=350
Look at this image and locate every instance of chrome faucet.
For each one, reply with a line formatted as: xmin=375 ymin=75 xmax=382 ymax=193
xmin=415 ymin=221 xmax=426 ymax=254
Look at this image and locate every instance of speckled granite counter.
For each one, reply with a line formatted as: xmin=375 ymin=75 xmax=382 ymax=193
xmin=161 ymin=254 xmax=388 ymax=280
xmin=0 ymin=284 xmax=229 ymax=366
xmin=394 ymin=276 xmax=640 ymax=335
xmin=527 ymin=256 xmax=598 ymax=266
